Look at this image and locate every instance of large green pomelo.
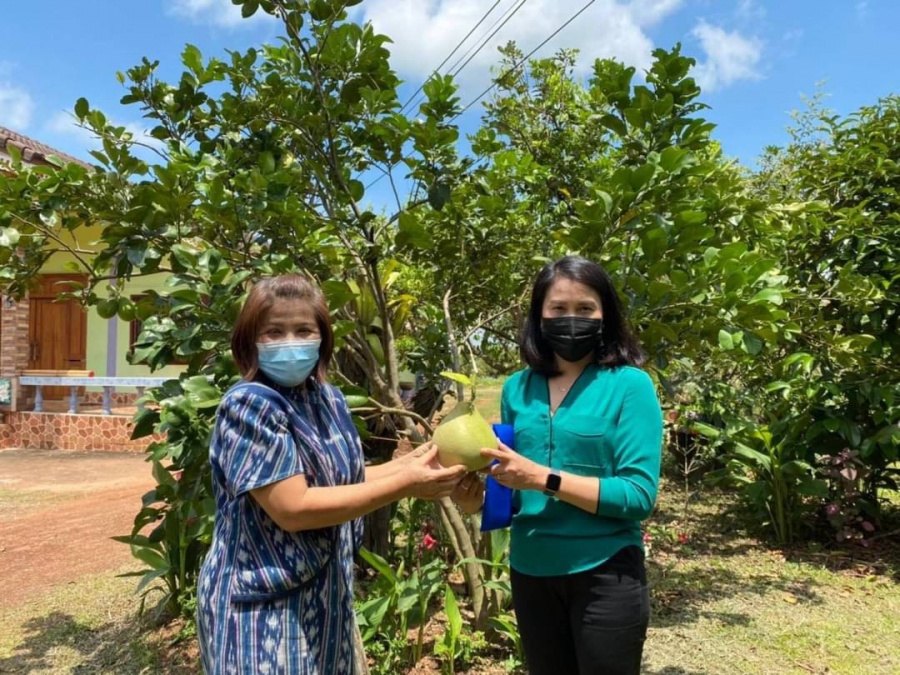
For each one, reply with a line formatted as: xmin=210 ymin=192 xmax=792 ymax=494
xmin=433 ymin=402 xmax=497 ymax=471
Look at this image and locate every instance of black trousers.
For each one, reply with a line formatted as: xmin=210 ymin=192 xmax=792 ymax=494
xmin=511 ymin=546 xmax=650 ymax=675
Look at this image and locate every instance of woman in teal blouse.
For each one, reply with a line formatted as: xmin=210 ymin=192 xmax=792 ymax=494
xmin=453 ymin=256 xmax=662 ymax=675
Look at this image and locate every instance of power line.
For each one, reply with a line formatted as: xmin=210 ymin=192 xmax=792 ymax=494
xmin=368 ymin=1 xmax=514 ymax=190
xmin=368 ymin=0 xmax=594 ymax=194
xmin=453 ymin=0 xmax=597 ymax=121
xmin=405 ymin=0 xmax=530 ymax=118
xmin=447 ymin=0 xmax=529 ymax=79
xmin=399 ymin=0 xmax=505 ymax=115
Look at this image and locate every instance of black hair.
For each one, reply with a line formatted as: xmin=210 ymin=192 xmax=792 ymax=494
xmin=521 ymin=256 xmax=645 ymax=375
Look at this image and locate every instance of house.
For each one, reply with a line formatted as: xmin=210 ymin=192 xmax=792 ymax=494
xmin=0 ymin=126 xmax=180 ymax=451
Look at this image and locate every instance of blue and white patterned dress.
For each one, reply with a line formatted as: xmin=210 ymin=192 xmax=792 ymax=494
xmin=197 ymin=379 xmax=365 ymax=674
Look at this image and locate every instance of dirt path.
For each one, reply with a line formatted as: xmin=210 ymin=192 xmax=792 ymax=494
xmin=0 ymin=449 xmax=153 ymax=611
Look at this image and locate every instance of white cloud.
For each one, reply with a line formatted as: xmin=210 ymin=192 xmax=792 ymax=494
xmin=0 ymin=82 xmax=35 ymax=130
xmin=776 ymin=28 xmax=803 ymax=59
xmin=168 ymin=0 xmax=271 ymax=28
xmin=628 ymin=0 xmax=684 ymax=25
xmin=691 ymin=20 xmax=762 ymax=92
xmin=736 ymin=0 xmax=766 ymax=21
xmin=359 ymin=0 xmax=685 ymax=99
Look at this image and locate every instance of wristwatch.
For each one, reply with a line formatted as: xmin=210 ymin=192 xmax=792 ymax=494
xmin=543 ymin=469 xmax=562 ymax=497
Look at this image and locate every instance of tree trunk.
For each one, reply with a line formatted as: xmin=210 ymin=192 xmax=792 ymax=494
xmin=362 ymin=505 xmax=392 ymax=557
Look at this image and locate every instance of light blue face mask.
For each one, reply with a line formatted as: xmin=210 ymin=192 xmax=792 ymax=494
xmin=256 ymin=339 xmax=321 ymax=387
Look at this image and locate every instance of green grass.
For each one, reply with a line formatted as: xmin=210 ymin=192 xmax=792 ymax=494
xmin=4 ymin=495 xmax=898 ymax=674
xmin=3 ymin=383 xmax=898 ymax=674
xmin=473 ymin=385 xmax=503 ymax=424
xmin=0 ymin=564 xmax=199 ymax=674
xmin=643 ymin=486 xmax=900 ymax=674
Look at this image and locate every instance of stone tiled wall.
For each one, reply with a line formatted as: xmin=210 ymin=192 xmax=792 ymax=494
xmin=0 ymin=295 xmax=30 ymax=378
xmin=0 ymin=411 xmax=163 ymax=452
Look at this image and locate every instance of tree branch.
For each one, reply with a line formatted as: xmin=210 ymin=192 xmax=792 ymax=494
xmin=442 ymin=288 xmax=465 ymax=400
xmin=462 ymin=302 xmax=521 ymax=343
xmin=13 ymin=213 xmax=94 ymax=272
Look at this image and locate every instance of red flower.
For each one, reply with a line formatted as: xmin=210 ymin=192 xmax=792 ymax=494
xmin=422 ymin=533 xmax=438 ymax=551
xmin=678 ymin=532 xmax=689 ymax=545
xmin=642 ymin=532 xmax=652 ymax=545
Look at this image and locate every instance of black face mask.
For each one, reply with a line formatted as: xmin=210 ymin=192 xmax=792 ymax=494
xmin=541 ymin=316 xmax=605 ymax=363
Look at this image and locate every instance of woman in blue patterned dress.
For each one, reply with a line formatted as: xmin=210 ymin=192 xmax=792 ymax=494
xmin=197 ymin=275 xmax=467 ymax=674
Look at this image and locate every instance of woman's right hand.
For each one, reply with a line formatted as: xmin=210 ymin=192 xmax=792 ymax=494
xmin=405 ymin=443 xmax=467 ymax=500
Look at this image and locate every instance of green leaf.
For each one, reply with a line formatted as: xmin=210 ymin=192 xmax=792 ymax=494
xmin=258 ymin=151 xmax=276 ymax=174
xmin=718 ymin=330 xmax=734 ymax=351
xmin=131 ymin=546 xmax=169 ymax=571
xmin=796 ymin=478 xmax=829 ymax=498
xmin=765 ymin=381 xmax=792 ymax=395
xmin=741 ymin=332 xmax=764 ymax=356
xmin=0 ymin=227 xmax=21 ymax=248
xmin=675 ymin=210 xmax=707 ymax=227
xmin=241 ymin=0 xmax=260 ymax=18
xmin=182 ymin=376 xmax=221 ymax=409
xmin=440 ymin=371 xmax=473 ymax=387
xmin=427 ymin=182 xmax=451 ymax=211
xmin=750 ymin=288 xmax=784 ymax=305
xmin=397 ymin=577 xmax=419 ymax=614
xmin=321 ymin=280 xmax=355 ymax=311
xmin=630 ymin=164 xmax=655 ymax=191
xmin=359 ymin=547 xmax=399 ymax=585
xmin=74 ymin=97 xmax=90 ymax=119
xmin=599 ymin=114 xmax=627 ymax=137
xmin=135 ymin=567 xmax=170 ymax=595
xmin=182 ymin=44 xmax=203 ymax=74
xmin=733 ymin=445 xmax=772 ymax=471
xmin=640 ymin=228 xmax=668 ymax=262
xmin=781 ymin=459 xmax=811 ymax=476
xmin=356 ymin=595 xmax=393 ymax=639
xmin=691 ymin=422 xmax=721 ymax=439
xmin=397 ymin=212 xmax=430 ymax=249
xmin=659 ymin=146 xmax=690 ymax=173
xmin=444 ymin=584 xmax=463 ymax=638
xmin=131 ymin=407 xmax=160 ymax=440
xmin=344 ymin=395 xmax=370 ymax=408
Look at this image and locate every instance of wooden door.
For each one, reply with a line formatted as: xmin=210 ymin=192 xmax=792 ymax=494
xmin=28 ymin=275 xmax=88 ymax=400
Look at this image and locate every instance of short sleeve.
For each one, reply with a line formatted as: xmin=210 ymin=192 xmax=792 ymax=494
xmin=213 ymin=389 xmax=305 ymax=497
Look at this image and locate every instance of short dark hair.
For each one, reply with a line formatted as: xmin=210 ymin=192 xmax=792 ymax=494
xmin=521 ymin=256 xmax=645 ymax=375
xmin=231 ymin=274 xmax=334 ymax=383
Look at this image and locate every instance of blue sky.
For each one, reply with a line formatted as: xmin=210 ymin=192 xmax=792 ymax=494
xmin=1 ymin=0 xmax=896 ymax=207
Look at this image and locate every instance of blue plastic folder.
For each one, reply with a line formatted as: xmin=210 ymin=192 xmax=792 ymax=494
xmin=481 ymin=423 xmax=515 ymax=532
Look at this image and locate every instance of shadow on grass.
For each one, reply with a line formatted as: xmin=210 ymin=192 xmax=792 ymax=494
xmin=649 ymin=561 xmax=824 ymax=631
xmin=0 ymin=611 xmax=198 ymax=675
xmin=658 ymin=488 xmax=900 ymax=581
xmin=648 ymin=489 xmax=829 ymax=631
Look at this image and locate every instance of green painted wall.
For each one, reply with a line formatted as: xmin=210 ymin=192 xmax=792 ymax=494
xmin=37 ymin=228 xmax=187 ymax=388
xmin=84 ymin=273 xmax=185 ymax=379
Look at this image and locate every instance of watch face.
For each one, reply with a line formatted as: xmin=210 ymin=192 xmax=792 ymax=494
xmin=546 ymin=472 xmax=562 ymax=493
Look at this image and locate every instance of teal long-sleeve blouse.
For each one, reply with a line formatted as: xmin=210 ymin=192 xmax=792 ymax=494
xmin=501 ymin=364 xmax=663 ymax=577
